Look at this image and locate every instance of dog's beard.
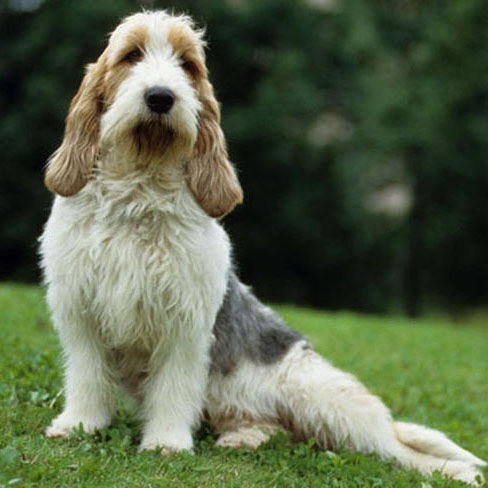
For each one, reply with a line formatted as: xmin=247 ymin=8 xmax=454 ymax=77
xmin=130 ymin=120 xmax=175 ymax=166
xmin=125 ymin=118 xmax=197 ymax=169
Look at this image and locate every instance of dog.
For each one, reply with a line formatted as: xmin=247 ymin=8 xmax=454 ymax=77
xmin=39 ymin=10 xmax=486 ymax=484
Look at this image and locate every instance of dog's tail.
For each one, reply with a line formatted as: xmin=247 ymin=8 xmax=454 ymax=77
xmin=394 ymin=421 xmax=487 ymax=467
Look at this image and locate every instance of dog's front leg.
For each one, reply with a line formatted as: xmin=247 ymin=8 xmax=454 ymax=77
xmin=46 ymin=322 xmax=117 ymax=438
xmin=139 ymin=331 xmax=211 ymax=454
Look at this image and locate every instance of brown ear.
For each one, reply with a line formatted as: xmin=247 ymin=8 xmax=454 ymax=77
xmin=186 ymin=80 xmax=243 ymax=218
xmin=45 ymin=59 xmax=105 ymax=196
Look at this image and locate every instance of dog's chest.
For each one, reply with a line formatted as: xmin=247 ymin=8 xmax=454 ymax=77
xmin=44 ymin=190 xmax=230 ymax=348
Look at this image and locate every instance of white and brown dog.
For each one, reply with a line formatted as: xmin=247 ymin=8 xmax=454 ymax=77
xmin=40 ymin=11 xmax=486 ymax=485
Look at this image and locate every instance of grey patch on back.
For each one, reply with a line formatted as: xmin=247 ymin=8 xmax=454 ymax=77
xmin=210 ymin=270 xmax=304 ymax=375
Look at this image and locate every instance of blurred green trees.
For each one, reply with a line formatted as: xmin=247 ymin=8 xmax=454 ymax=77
xmin=1 ymin=0 xmax=488 ymax=315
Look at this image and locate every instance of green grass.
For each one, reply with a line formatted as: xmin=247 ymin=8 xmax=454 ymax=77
xmin=1 ymin=283 xmax=487 ymax=488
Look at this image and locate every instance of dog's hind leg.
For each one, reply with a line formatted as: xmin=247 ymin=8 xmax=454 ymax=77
xmin=277 ymin=342 xmax=484 ymax=485
xmin=207 ymin=340 xmax=484 ymax=484
xmin=215 ymin=423 xmax=279 ymax=449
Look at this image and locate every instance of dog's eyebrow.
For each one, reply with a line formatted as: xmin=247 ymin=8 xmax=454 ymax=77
xmin=116 ymin=25 xmax=148 ymax=58
xmin=167 ymin=24 xmax=199 ymax=58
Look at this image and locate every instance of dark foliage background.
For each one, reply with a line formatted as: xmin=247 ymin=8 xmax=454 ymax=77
xmin=1 ymin=0 xmax=488 ymax=316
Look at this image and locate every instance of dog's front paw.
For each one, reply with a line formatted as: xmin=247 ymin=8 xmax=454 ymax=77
xmin=139 ymin=429 xmax=193 ymax=455
xmin=45 ymin=410 xmax=110 ymax=438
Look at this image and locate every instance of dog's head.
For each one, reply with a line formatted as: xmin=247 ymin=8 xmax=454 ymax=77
xmin=45 ymin=11 xmax=242 ymax=218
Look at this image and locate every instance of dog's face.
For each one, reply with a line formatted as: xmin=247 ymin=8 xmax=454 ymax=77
xmin=45 ymin=11 xmax=242 ymax=218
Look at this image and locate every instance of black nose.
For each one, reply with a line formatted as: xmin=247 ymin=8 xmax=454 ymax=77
xmin=144 ymin=87 xmax=175 ymax=114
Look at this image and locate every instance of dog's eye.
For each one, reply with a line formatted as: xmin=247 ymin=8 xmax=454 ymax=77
xmin=124 ymin=49 xmax=143 ymax=64
xmin=182 ymin=60 xmax=198 ymax=78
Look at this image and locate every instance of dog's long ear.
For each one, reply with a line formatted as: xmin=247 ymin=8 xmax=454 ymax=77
xmin=45 ymin=58 xmax=106 ymax=197
xmin=186 ymin=79 xmax=243 ymax=218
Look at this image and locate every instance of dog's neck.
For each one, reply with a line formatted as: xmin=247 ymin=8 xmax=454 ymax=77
xmin=76 ymin=149 xmax=205 ymax=223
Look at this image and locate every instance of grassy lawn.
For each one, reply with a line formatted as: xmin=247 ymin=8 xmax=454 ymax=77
xmin=1 ymin=283 xmax=487 ymax=487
